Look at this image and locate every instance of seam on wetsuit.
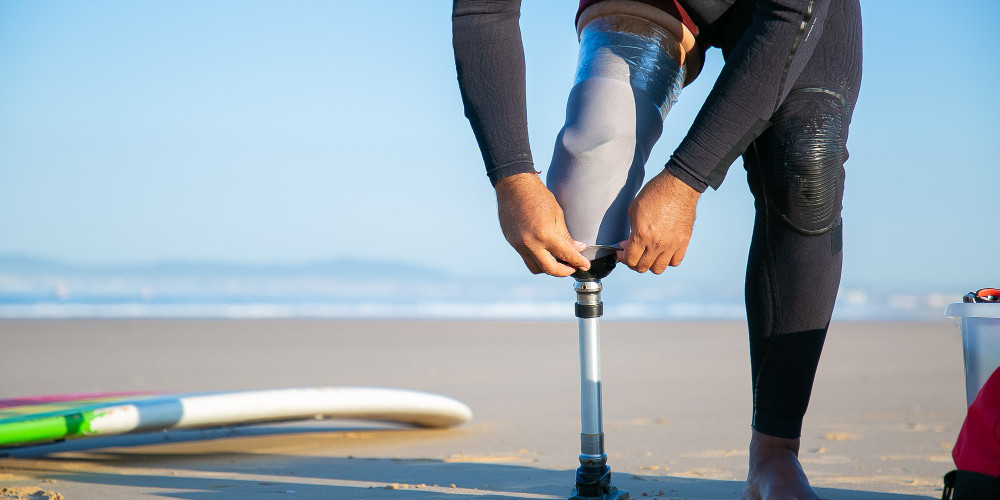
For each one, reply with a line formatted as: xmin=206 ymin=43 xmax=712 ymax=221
xmin=773 ymin=0 xmax=816 ymax=113
xmin=764 ymin=201 xmax=838 ymax=235
xmin=753 ymin=142 xmax=783 ymax=339
xmin=752 ymin=337 xmax=776 ymax=432
xmin=794 ymin=87 xmax=847 ymax=108
xmin=750 ymin=139 xmax=783 ymax=433
xmin=486 ymin=160 xmax=538 ymax=185
xmin=486 ymin=159 xmax=536 ymax=175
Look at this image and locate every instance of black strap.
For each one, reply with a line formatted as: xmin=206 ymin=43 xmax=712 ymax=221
xmin=945 ymin=470 xmax=957 ymax=500
xmin=942 ymin=470 xmax=1000 ymax=500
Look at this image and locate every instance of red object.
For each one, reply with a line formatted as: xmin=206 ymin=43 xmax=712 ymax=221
xmin=954 ymin=366 xmax=1000 ymax=476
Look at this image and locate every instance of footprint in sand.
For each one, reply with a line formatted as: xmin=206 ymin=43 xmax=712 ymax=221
xmin=674 ymin=468 xmax=736 ymax=480
xmin=0 ymin=487 xmax=65 ymax=500
xmin=444 ymin=453 xmax=536 ymax=463
xmin=800 ymin=455 xmax=852 ymax=465
xmin=680 ymin=448 xmax=748 ymax=458
xmin=638 ymin=465 xmax=669 ymax=472
xmin=878 ymin=453 xmax=953 ymax=463
xmin=822 ymin=431 xmax=860 ymax=441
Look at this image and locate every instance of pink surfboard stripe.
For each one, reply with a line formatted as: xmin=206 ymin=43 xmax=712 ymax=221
xmin=0 ymin=391 xmax=157 ymax=410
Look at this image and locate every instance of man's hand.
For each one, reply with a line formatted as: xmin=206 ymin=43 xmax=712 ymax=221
xmin=617 ymin=171 xmax=701 ymax=274
xmin=495 ymin=173 xmax=590 ymax=277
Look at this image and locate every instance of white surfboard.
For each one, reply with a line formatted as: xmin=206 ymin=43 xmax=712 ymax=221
xmin=0 ymin=387 xmax=473 ymax=448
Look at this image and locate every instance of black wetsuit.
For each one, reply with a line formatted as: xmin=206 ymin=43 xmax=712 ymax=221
xmin=452 ymin=0 xmax=862 ymax=439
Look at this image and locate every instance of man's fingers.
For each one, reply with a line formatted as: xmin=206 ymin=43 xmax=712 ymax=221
xmin=670 ymin=245 xmax=687 ymax=267
xmin=619 ymin=238 xmax=644 ymax=269
xmin=534 ymin=249 xmax=578 ymax=277
xmin=621 ymin=236 xmax=671 ymax=273
xmin=551 ymin=239 xmax=590 ymax=271
xmin=650 ymin=252 xmax=674 ymax=274
xmin=516 ymin=250 xmax=543 ymax=275
xmin=634 ymin=248 xmax=660 ymax=273
xmin=615 ymin=240 xmax=628 ymax=263
xmin=512 ymin=235 xmax=587 ymax=277
xmin=538 ymin=236 xmax=589 ymax=277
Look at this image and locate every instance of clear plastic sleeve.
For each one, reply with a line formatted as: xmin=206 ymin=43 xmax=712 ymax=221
xmin=575 ymin=14 xmax=685 ymax=118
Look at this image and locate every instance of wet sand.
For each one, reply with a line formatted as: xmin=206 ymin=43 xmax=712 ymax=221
xmin=0 ymin=319 xmax=966 ymax=499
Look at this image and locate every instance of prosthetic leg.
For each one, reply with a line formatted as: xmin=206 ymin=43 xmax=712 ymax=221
xmin=548 ymin=12 xmax=689 ymax=500
xmin=569 ymin=248 xmax=628 ymax=500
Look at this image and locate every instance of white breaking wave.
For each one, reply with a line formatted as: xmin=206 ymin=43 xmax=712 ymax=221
xmin=0 ymin=299 xmax=754 ymax=320
xmin=0 ymin=297 xmax=944 ymax=320
xmin=0 ymin=256 xmax=960 ymax=321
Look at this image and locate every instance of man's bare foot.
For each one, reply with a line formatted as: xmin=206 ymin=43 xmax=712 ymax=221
xmin=741 ymin=430 xmax=826 ymax=500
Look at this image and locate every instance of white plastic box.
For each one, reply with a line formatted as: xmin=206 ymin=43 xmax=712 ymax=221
xmin=946 ymin=302 xmax=1000 ymax=406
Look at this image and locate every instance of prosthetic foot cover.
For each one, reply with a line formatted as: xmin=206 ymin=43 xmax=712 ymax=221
xmin=547 ymin=14 xmax=685 ymax=247
xmin=570 ymin=464 xmax=629 ymax=500
xmin=570 ymin=451 xmax=627 ymax=500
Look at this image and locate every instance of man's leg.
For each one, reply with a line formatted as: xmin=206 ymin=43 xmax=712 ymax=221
xmin=742 ymin=87 xmax=850 ymax=500
xmin=738 ymin=0 xmax=862 ymax=496
xmin=745 ymin=87 xmax=853 ymax=440
xmin=547 ymin=14 xmax=686 ymax=245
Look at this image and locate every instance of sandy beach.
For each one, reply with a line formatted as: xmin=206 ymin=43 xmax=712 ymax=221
xmin=0 ymin=319 xmax=967 ymax=499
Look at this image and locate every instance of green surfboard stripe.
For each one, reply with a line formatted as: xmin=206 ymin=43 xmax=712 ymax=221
xmin=0 ymin=394 xmax=163 ymax=424
xmin=0 ymin=410 xmax=97 ymax=447
xmin=0 ymin=403 xmax=119 ymax=424
xmin=0 ymin=397 xmax=144 ymax=418
xmin=0 ymin=394 xmax=179 ymax=447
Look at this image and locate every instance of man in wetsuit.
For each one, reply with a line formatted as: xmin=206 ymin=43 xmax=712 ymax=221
xmin=452 ymin=1 xmax=862 ymax=498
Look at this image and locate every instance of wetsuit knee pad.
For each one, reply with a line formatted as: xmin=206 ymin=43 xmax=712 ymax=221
xmin=756 ymin=88 xmax=850 ymax=235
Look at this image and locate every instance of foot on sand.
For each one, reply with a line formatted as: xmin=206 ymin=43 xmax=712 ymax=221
xmin=741 ymin=430 xmax=825 ymax=500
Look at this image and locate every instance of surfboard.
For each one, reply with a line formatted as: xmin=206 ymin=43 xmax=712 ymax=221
xmin=0 ymin=387 xmax=473 ymax=448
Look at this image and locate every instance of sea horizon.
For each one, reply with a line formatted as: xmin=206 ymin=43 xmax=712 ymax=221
xmin=0 ymin=253 xmax=963 ymax=321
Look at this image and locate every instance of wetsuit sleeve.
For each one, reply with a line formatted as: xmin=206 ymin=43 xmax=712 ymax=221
xmin=452 ymin=0 xmax=537 ymax=187
xmin=665 ymin=0 xmax=832 ymax=192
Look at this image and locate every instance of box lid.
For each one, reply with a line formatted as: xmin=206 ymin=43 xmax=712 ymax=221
xmin=946 ymin=302 xmax=1000 ymax=319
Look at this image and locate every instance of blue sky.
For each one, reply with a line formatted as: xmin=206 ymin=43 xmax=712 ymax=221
xmin=1 ymin=1 xmax=997 ymax=294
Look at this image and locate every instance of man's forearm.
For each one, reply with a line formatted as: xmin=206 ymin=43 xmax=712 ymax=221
xmin=452 ymin=0 xmax=537 ymax=186
xmin=666 ymin=0 xmax=833 ymax=192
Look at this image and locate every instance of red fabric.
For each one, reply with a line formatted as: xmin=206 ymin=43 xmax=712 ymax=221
xmin=577 ymin=0 xmax=699 ymax=37
xmin=953 ymin=366 xmax=1000 ymax=476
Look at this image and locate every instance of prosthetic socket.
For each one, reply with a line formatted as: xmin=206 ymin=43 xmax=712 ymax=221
xmin=547 ymin=14 xmax=686 ymax=247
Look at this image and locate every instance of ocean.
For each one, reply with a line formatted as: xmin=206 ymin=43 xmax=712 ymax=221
xmin=0 ymin=255 xmax=957 ymax=321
